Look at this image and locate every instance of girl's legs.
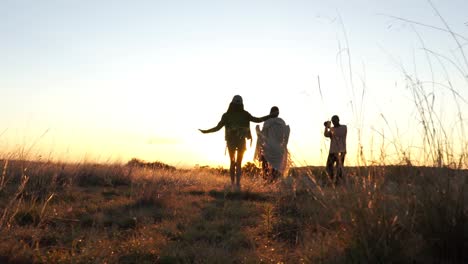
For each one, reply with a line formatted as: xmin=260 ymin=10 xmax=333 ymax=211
xmin=235 ymin=149 xmax=245 ymax=187
xmin=227 ymin=139 xmax=246 ymax=189
xmin=228 ymin=148 xmax=236 ymax=186
xmin=228 ymin=147 xmax=245 ymax=188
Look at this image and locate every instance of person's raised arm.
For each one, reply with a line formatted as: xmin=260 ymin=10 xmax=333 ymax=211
xmin=324 ymin=123 xmax=332 ymax=137
xmin=199 ymin=116 xmax=225 ymax=134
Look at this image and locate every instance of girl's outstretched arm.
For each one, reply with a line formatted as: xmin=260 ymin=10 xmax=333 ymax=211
xmin=249 ymin=108 xmax=278 ymax=123
xmin=249 ymin=113 xmax=274 ymax=123
xmin=199 ymin=117 xmax=225 ymax=133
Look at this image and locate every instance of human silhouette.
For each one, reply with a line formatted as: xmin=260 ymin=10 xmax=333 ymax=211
xmin=199 ymin=95 xmax=276 ymax=190
xmin=254 ymin=106 xmax=290 ymax=182
xmin=323 ymin=115 xmax=347 ymax=184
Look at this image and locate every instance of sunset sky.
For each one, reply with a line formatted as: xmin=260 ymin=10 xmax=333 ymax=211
xmin=1 ymin=0 xmax=467 ymax=168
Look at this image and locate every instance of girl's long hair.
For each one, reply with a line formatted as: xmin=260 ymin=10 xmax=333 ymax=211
xmin=226 ymin=102 xmax=244 ymax=113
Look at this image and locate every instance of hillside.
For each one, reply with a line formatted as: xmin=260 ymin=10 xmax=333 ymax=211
xmin=0 ymin=160 xmax=467 ymax=263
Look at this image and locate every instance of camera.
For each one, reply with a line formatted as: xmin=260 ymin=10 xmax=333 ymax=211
xmin=324 ymin=121 xmax=331 ymax=127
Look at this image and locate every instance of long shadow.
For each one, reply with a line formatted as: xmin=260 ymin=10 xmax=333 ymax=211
xmin=72 ymin=188 xmax=167 ymax=231
xmin=157 ymin=189 xmax=268 ymax=263
xmin=207 ymin=189 xmax=273 ymax=202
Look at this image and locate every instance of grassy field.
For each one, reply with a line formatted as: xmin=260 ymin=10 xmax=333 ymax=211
xmin=0 ymin=159 xmax=467 ymax=263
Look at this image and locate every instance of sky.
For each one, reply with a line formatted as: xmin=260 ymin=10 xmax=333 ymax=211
xmin=1 ymin=0 xmax=467 ymax=168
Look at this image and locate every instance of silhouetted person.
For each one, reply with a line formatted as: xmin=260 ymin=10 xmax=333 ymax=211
xmin=254 ymin=106 xmax=290 ymax=182
xmin=324 ymin=115 xmax=347 ymax=184
xmin=199 ymin=95 xmax=276 ymax=190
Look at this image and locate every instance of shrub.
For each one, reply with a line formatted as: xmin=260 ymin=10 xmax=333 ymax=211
xmin=126 ymin=158 xmax=176 ymax=171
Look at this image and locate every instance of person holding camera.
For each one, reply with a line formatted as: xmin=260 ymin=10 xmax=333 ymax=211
xmin=199 ymin=95 xmax=276 ymax=190
xmin=323 ymin=115 xmax=347 ymax=184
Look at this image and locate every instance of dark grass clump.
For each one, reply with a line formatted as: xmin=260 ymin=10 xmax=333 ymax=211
xmin=73 ymin=164 xmax=131 ymax=187
xmin=272 ymin=195 xmax=302 ymax=245
xmin=413 ymin=176 xmax=467 ymax=263
xmin=14 ymin=210 xmax=41 ymax=227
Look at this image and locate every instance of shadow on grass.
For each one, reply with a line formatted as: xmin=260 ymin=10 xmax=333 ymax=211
xmin=76 ymin=195 xmax=166 ymax=230
xmin=187 ymin=190 xmax=205 ymax=196
xmin=158 ymin=189 xmax=265 ymax=263
xmin=207 ymin=189 xmax=272 ymax=202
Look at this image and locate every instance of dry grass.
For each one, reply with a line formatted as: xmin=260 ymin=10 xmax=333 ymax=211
xmin=0 ymin=159 xmax=466 ymax=263
xmin=280 ymin=165 xmax=468 ymax=263
xmin=1 ymin=6 xmax=466 ymax=262
xmin=0 ymin=159 xmax=277 ymax=263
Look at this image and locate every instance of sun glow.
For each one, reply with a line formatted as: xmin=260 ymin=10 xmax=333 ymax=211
xmin=1 ymin=1 xmax=467 ymax=168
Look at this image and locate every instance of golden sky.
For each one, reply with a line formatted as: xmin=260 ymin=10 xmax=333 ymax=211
xmin=1 ymin=0 xmax=467 ymax=168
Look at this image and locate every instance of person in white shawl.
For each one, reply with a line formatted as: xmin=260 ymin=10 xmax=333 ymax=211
xmin=254 ymin=106 xmax=290 ymax=181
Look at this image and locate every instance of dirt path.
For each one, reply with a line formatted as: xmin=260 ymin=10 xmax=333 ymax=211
xmin=157 ymin=181 xmax=292 ymax=263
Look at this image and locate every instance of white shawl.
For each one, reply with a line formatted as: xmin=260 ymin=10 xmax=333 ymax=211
xmin=254 ymin=117 xmax=290 ymax=175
